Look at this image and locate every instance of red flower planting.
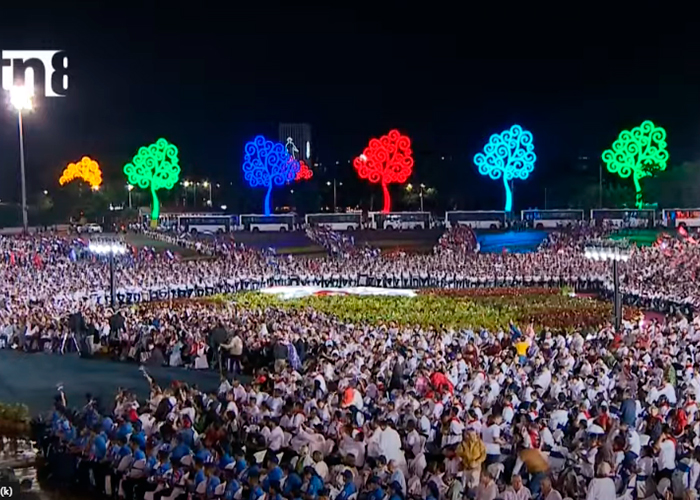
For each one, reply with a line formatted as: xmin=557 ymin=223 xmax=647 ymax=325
xmin=353 ymin=129 xmax=414 ymax=212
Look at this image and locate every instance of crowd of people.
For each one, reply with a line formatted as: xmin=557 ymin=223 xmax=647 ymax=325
xmin=6 ymin=224 xmax=700 ymax=498
xmin=36 ymin=303 xmax=700 ymax=500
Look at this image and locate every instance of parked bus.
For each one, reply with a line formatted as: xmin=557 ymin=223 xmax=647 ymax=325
xmin=240 ymin=214 xmax=295 ymax=232
xmin=305 ymin=212 xmax=363 ymax=231
xmin=445 ymin=210 xmax=505 ymax=229
xmin=590 ymin=208 xmax=656 ymax=228
xmin=521 ymin=209 xmax=585 ymax=229
xmin=369 ymin=211 xmax=431 ymax=230
xmin=177 ymin=214 xmax=238 ymax=234
xmin=662 ymin=209 xmax=700 ymax=228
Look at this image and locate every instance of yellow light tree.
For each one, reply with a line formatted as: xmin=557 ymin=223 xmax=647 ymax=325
xmin=59 ymin=156 xmax=103 ymax=190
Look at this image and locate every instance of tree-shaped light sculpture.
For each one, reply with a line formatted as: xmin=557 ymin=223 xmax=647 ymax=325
xmin=353 ymin=129 xmax=414 ymax=213
xmin=242 ymin=135 xmax=299 ymax=215
xmin=602 ymin=120 xmax=669 ymax=209
xmin=295 ymin=160 xmax=313 ymax=182
xmin=123 ymin=138 xmax=180 ymax=223
xmin=59 ymin=156 xmax=103 ymax=190
xmin=474 ymin=124 xmax=536 ymax=212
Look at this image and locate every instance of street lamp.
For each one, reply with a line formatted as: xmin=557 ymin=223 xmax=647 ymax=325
xmin=89 ymin=241 xmax=128 ymax=308
xmin=326 ymin=180 xmax=342 ymax=212
xmin=9 ymin=86 xmax=33 ymax=232
xmin=202 ymin=181 xmax=212 ymax=206
xmin=127 ymin=184 xmax=134 ymax=209
xmin=584 ymin=242 xmax=631 ymax=332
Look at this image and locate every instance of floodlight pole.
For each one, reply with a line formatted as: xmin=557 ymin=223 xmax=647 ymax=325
xmin=613 ymin=259 xmax=621 ymax=332
xmin=109 ymin=252 xmax=116 ymax=308
xmin=18 ymin=111 xmax=28 ymax=232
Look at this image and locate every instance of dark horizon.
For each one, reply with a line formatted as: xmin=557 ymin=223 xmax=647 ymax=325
xmin=1 ymin=5 xmax=700 ymax=213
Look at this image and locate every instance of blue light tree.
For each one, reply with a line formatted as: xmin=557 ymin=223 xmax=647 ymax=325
xmin=473 ymin=124 xmax=536 ymax=212
xmin=242 ymin=135 xmax=300 ymax=215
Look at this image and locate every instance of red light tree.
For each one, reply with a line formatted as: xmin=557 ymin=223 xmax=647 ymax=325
xmin=353 ymin=129 xmax=414 ymax=212
xmin=295 ymin=160 xmax=313 ymax=181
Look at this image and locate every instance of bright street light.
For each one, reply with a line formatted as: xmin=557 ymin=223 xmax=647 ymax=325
xmin=89 ymin=241 xmax=128 ymax=308
xmin=43 ymin=190 xmax=48 ymax=195
xmin=9 ymin=86 xmax=32 ymax=111
xmin=126 ymin=184 xmax=134 ymax=208
xmin=584 ymin=241 xmax=632 ymax=332
xmin=9 ymin=86 xmax=33 ymax=232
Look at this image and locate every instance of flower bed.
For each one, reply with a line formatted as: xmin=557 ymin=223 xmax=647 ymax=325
xmin=225 ymin=290 xmax=640 ymax=332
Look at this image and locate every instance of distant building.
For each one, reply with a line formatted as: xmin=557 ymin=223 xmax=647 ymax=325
xmin=279 ymin=123 xmax=312 ymax=162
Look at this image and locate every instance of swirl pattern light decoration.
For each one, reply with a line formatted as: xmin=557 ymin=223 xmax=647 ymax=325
xmin=242 ymin=135 xmax=299 ymax=215
xmin=59 ymin=156 xmax=103 ymax=189
xmin=602 ymin=120 xmax=668 ymax=208
xmin=295 ymin=160 xmax=313 ymax=182
xmin=473 ymin=124 xmax=536 ymax=212
xmin=123 ymin=138 xmax=181 ymax=222
xmin=353 ymin=129 xmax=414 ymax=213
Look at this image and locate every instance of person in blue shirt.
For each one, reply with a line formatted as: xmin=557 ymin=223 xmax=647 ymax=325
xmin=302 ymin=466 xmax=324 ymax=500
xmin=178 ymin=415 xmax=196 ymax=448
xmin=282 ymin=463 xmax=302 ymax=497
xmin=267 ymin=481 xmax=283 ymax=500
xmin=366 ymin=476 xmax=385 ymax=500
xmin=234 ymin=448 xmax=247 ymax=475
xmin=263 ymin=455 xmax=283 ymax=492
xmin=425 ymin=482 xmax=439 ymax=500
xmin=247 ymin=468 xmax=264 ymax=500
xmin=115 ymin=419 xmax=133 ymax=441
xmin=334 ymin=471 xmax=357 ymax=500
xmin=387 ymin=480 xmax=404 ymax=500
xmin=204 ymin=458 xmax=222 ymax=499
xmin=171 ymin=435 xmax=191 ymax=462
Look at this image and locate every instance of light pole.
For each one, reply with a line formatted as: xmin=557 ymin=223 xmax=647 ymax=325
xmin=89 ymin=241 xmax=128 ymax=308
xmin=202 ymin=181 xmax=212 ymax=207
xmin=9 ymin=86 xmax=33 ymax=232
xmin=127 ymin=184 xmax=134 ymax=209
xmin=326 ymin=180 xmax=342 ymax=212
xmin=584 ymin=242 xmax=631 ymax=332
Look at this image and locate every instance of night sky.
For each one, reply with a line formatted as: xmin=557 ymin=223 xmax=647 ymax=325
xmin=1 ymin=5 xmax=699 ymax=212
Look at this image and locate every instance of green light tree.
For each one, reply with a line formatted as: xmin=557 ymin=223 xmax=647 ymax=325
xmin=123 ymin=138 xmax=180 ymax=223
xmin=602 ymin=120 xmax=669 ymax=208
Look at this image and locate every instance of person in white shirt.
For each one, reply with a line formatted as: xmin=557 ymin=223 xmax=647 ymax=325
xmin=266 ymin=418 xmax=285 ymax=452
xmin=481 ymin=414 xmax=504 ymax=463
xmin=586 ymin=462 xmax=616 ymax=500
xmin=540 ymin=478 xmax=562 ymax=500
xmin=502 ymin=474 xmax=531 ymax=500
xmin=656 ymin=430 xmax=677 ymax=478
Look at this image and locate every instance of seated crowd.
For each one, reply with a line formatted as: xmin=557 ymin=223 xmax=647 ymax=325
xmin=6 ymin=225 xmax=700 ymax=500
xmin=38 ymin=308 xmax=700 ymax=500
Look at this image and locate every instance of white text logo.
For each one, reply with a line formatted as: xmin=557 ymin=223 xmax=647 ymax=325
xmin=1 ymin=50 xmax=68 ymax=97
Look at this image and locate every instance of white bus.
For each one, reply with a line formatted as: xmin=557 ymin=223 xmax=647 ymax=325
xmin=369 ymin=211 xmax=431 ymax=230
xmin=177 ymin=214 xmax=238 ymax=234
xmin=445 ymin=211 xmax=505 ymax=229
xmin=662 ymin=209 xmax=700 ymax=228
xmin=521 ymin=209 xmax=585 ymax=229
xmin=305 ymin=212 xmax=363 ymax=231
xmin=240 ymin=214 xmax=296 ymax=232
xmin=590 ymin=208 xmax=656 ymax=228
